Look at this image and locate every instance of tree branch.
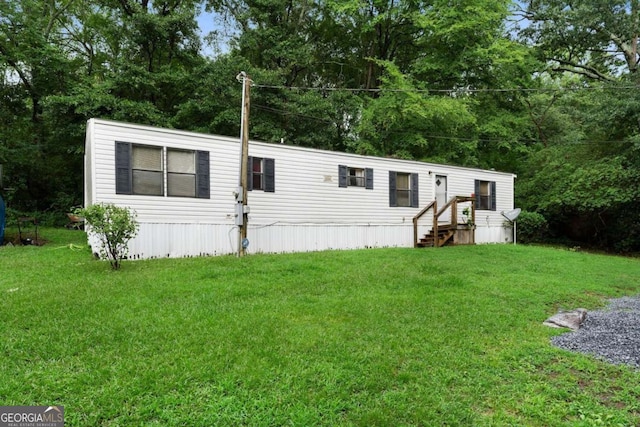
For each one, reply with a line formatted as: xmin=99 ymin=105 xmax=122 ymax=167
xmin=44 ymin=0 xmax=76 ymax=39
xmin=550 ymin=58 xmax=617 ymax=82
xmin=0 ymin=43 xmax=34 ymax=92
xmin=609 ymin=32 xmax=638 ymax=73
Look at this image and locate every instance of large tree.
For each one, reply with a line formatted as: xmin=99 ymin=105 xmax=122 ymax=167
xmin=354 ymin=61 xmax=478 ymax=163
xmin=0 ymin=0 xmax=82 ymax=210
xmin=518 ymin=0 xmax=640 ymax=80
xmin=14 ymin=0 xmax=640 ymax=255
xmin=513 ymin=2 xmax=640 ymax=250
xmin=202 ymin=0 xmax=536 ymax=167
xmin=0 ymin=0 xmax=208 ymax=214
xmin=516 ymin=77 xmax=640 ymax=251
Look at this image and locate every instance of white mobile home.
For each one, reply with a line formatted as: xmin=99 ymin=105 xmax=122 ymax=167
xmin=84 ymin=119 xmax=516 ymax=259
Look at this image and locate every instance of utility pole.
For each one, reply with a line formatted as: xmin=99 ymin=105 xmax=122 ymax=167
xmin=236 ymin=72 xmax=251 ymax=257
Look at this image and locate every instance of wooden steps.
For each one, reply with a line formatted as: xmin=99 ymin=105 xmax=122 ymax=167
xmin=413 ymin=196 xmax=477 ymax=248
xmin=417 ymin=224 xmax=457 ymax=248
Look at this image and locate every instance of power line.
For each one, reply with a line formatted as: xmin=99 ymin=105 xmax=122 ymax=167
xmin=252 ymin=103 xmax=638 ymax=147
xmin=249 ymin=80 xmax=640 ymax=147
xmin=253 ymin=83 xmax=640 ymax=94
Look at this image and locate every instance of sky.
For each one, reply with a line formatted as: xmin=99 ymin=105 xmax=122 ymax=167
xmin=196 ymin=7 xmax=231 ymax=57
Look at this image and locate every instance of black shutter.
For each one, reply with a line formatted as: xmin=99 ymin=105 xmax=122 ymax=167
xmin=365 ymin=168 xmax=374 ymax=190
xmin=474 ymin=179 xmax=480 ymax=209
xmin=411 ymin=173 xmax=419 ymax=207
xmin=338 ymin=165 xmax=347 ymax=188
xmin=490 ymin=181 xmax=497 ymax=211
xmin=389 ymin=171 xmax=397 ymax=207
xmin=115 ymin=141 xmax=132 ymax=194
xmin=196 ymin=150 xmax=210 ymax=199
xmin=264 ymin=158 xmax=275 ymax=192
xmin=246 ymin=156 xmax=253 ymax=191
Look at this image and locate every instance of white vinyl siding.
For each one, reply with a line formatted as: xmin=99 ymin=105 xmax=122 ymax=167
xmin=86 ymin=119 xmax=516 ymax=258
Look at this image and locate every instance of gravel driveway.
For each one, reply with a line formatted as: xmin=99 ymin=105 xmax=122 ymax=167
xmin=551 ymin=295 xmax=640 ymax=369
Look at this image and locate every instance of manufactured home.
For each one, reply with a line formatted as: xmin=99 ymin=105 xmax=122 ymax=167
xmin=84 ymin=119 xmax=516 ymax=259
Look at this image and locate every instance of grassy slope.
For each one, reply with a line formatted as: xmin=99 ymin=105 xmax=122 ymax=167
xmin=1 ymin=228 xmax=640 ymax=426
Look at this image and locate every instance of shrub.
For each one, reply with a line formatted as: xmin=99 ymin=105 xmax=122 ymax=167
xmin=516 ymin=211 xmax=549 ymax=244
xmin=76 ymin=203 xmax=138 ymax=270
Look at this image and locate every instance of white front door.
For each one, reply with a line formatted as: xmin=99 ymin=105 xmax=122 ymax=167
xmin=436 ymin=175 xmax=447 ymax=207
xmin=435 ymin=175 xmax=450 ymax=223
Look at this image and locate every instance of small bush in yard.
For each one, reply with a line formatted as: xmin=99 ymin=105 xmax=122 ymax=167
xmin=76 ymin=203 xmax=138 ymax=270
xmin=517 ymin=210 xmax=549 ymax=243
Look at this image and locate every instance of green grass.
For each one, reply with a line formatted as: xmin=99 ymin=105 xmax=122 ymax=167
xmin=2 ymin=228 xmax=640 ymax=426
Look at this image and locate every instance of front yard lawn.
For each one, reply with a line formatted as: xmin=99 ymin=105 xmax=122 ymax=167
xmin=1 ymin=229 xmax=640 ymax=426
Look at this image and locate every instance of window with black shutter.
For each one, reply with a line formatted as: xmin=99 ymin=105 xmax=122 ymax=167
xmin=248 ymin=156 xmax=275 ymax=192
xmin=339 ymin=165 xmax=373 ymax=189
xmin=114 ymin=142 xmax=210 ymax=199
xmin=389 ymin=171 xmax=418 ymax=207
xmin=475 ymin=180 xmax=496 ymax=211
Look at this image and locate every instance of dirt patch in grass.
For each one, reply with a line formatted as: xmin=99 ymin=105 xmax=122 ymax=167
xmin=3 ymin=231 xmax=49 ymax=246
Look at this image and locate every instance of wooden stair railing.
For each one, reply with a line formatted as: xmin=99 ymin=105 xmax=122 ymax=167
xmin=413 ymin=196 xmax=476 ymax=248
xmin=412 ymin=200 xmax=436 ymax=248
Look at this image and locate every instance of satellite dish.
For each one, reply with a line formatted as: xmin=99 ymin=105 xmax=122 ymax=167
xmin=501 ymin=208 xmax=521 ymax=222
xmin=501 ymin=208 xmax=521 ymax=245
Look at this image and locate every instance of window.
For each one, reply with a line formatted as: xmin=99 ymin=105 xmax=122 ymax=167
xmin=132 ymin=144 xmax=163 ymax=196
xmin=389 ymin=171 xmax=419 ymax=207
xmin=247 ymin=156 xmax=275 ymax=192
xmin=475 ymin=180 xmax=496 ymax=211
xmin=396 ymin=173 xmax=411 ymax=206
xmin=349 ymin=168 xmax=364 ymax=187
xmin=251 ymin=156 xmax=264 ymax=190
xmin=167 ymin=149 xmax=196 ymax=197
xmin=115 ymin=141 xmax=210 ymax=199
xmin=338 ymin=165 xmax=373 ymax=189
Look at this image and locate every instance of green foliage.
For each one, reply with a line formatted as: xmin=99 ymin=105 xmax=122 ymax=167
xmin=356 ymin=61 xmax=478 ymax=164
xmin=76 ymin=203 xmax=138 ymax=270
xmin=0 ymin=0 xmax=80 ymax=211
xmin=517 ymin=82 xmax=640 ymax=251
xmin=516 ymin=211 xmax=549 ymax=244
xmin=0 ymin=0 xmax=204 ymax=216
xmin=519 ymin=0 xmax=640 ymax=79
xmin=412 ymin=0 xmax=513 ymax=89
xmin=4 ymin=0 xmax=640 ymax=253
xmin=2 ymin=240 xmax=640 ymax=425
xmin=324 ymin=0 xmax=430 ymax=89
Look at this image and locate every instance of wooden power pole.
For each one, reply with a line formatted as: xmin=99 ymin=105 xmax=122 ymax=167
xmin=237 ymin=72 xmax=251 ymax=257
